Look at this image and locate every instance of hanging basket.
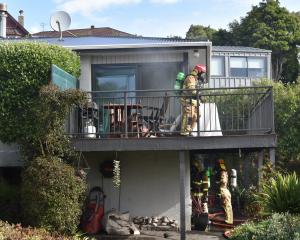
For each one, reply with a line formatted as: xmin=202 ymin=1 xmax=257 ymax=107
xmin=100 ymin=160 xmax=114 ymax=178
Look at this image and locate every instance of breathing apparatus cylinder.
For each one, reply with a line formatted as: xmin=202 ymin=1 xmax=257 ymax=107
xmin=205 ymin=169 xmax=211 ymax=189
xmin=174 ymin=72 xmax=185 ymax=92
xmin=231 ymin=169 xmax=237 ymax=188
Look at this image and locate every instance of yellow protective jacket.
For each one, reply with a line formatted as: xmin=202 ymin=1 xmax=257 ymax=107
xmin=181 ymin=71 xmax=198 ymax=105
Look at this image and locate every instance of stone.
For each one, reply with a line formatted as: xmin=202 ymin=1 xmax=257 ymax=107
xmin=162 ymin=216 xmax=169 ymax=223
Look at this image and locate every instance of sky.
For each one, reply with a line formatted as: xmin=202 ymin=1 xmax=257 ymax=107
xmin=5 ymin=0 xmax=300 ymax=37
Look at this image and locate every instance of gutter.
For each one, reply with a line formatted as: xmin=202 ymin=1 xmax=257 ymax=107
xmin=61 ymin=41 xmax=212 ymax=50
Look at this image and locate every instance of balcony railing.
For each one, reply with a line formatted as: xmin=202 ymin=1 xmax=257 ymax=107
xmin=66 ymin=86 xmax=274 ymax=139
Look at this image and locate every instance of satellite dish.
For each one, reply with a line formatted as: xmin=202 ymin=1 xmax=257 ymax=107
xmin=50 ymin=11 xmax=71 ymax=41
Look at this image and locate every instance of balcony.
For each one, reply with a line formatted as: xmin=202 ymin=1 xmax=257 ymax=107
xmin=67 ymin=86 xmax=276 ymax=152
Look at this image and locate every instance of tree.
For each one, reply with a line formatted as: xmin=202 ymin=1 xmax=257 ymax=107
xmin=211 ymin=29 xmax=235 ymax=46
xmin=186 ymin=24 xmax=216 ymax=40
xmin=227 ymin=0 xmax=300 ymax=82
xmin=166 ymin=35 xmax=182 ymax=39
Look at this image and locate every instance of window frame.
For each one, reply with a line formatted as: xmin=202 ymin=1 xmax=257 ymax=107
xmin=229 ymin=56 xmax=267 ymax=78
xmin=91 ymin=64 xmax=137 ymax=92
xmin=247 ymin=57 xmax=267 ymax=78
xmin=211 ymin=56 xmax=225 ymax=77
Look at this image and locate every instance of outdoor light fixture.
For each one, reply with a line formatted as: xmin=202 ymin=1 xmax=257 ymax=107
xmin=193 ymin=49 xmax=200 ymax=58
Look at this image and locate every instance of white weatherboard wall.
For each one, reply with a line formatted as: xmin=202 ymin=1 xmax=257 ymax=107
xmin=78 ymin=48 xmax=208 ymax=92
xmin=85 ymin=151 xmax=191 ymax=230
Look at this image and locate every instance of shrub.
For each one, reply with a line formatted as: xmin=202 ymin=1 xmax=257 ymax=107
xmin=0 ymin=221 xmax=91 ymax=240
xmin=0 ymin=42 xmax=80 ymax=145
xmin=256 ymin=172 xmax=300 ymax=215
xmin=21 ymin=156 xmax=87 ymax=235
xmin=242 ymin=186 xmax=263 ymax=218
xmin=230 ymin=213 xmax=300 ymax=240
xmin=21 ymin=84 xmax=86 ymax=161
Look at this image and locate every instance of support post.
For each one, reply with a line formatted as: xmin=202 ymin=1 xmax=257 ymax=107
xmin=269 ymin=148 xmax=275 ymax=166
xmin=179 ymin=151 xmax=186 ymax=240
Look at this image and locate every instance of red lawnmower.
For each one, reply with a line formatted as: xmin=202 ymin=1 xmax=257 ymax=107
xmin=81 ymin=187 xmax=105 ymax=234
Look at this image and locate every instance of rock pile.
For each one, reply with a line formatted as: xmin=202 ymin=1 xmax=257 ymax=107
xmin=133 ymin=216 xmax=179 ymax=231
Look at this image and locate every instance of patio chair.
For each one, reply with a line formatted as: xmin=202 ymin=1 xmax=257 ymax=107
xmin=145 ymin=93 xmax=170 ymax=136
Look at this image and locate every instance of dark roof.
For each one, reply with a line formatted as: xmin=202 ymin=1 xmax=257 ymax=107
xmin=32 ymin=27 xmax=134 ymax=38
xmin=212 ymin=46 xmax=271 ymax=53
xmin=6 ymin=12 xmax=29 ymax=37
xmin=6 ymin=36 xmax=211 ymax=50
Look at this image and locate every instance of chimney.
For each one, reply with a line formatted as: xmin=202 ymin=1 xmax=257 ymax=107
xmin=18 ymin=9 xmax=24 ymax=26
xmin=91 ymin=25 xmax=95 ymax=29
xmin=0 ymin=3 xmax=7 ymax=38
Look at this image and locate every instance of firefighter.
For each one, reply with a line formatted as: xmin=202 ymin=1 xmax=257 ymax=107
xmin=191 ymin=159 xmax=209 ymax=214
xmin=180 ymin=64 xmax=206 ymax=136
xmin=220 ymin=170 xmax=233 ymax=224
xmin=214 ymin=159 xmax=233 ymax=224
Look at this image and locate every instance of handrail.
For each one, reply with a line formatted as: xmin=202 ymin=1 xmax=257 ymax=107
xmin=67 ymin=86 xmax=275 ymax=139
xmin=87 ymin=86 xmax=272 ymax=94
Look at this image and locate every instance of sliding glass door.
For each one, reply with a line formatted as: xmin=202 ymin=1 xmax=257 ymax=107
xmin=92 ymin=65 xmax=137 ymax=135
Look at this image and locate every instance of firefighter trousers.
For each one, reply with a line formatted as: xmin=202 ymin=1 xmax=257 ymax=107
xmin=180 ymin=98 xmax=199 ymax=135
xmin=220 ymin=187 xmax=233 ymax=224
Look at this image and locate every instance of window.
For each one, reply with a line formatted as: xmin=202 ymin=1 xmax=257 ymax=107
xmin=230 ymin=57 xmax=267 ymax=78
xmin=230 ymin=57 xmax=247 ymax=77
xmin=92 ymin=65 xmax=136 ymax=100
xmin=248 ymin=58 xmax=266 ymax=77
xmin=211 ymin=56 xmax=225 ymax=76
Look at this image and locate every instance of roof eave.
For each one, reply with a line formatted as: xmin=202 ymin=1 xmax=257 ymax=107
xmin=64 ymin=42 xmax=212 ymax=50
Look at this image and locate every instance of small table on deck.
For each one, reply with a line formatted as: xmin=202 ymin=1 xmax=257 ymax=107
xmin=103 ymin=103 xmax=143 ymax=137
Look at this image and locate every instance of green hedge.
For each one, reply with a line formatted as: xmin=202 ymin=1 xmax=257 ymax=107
xmin=21 ymin=156 xmax=86 ymax=235
xmin=0 ymin=42 xmax=80 ymax=144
